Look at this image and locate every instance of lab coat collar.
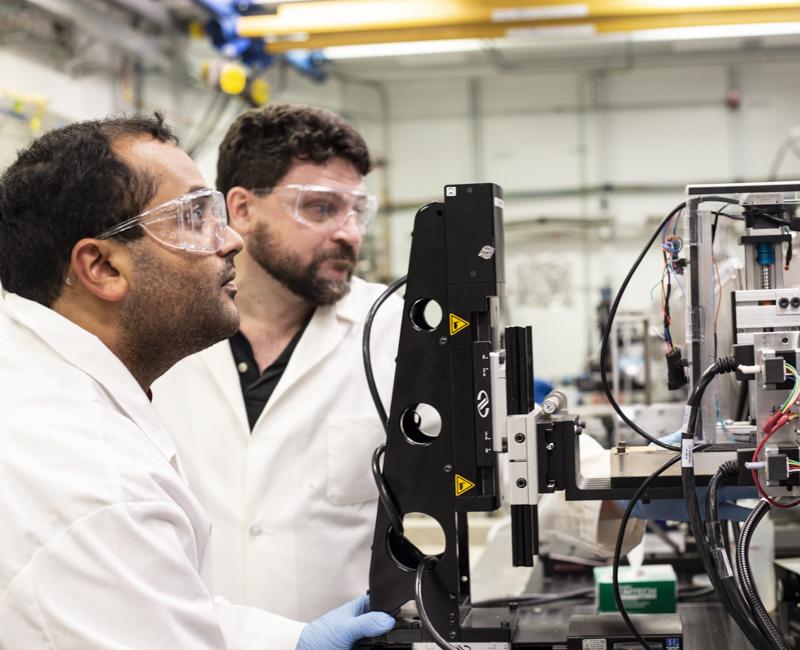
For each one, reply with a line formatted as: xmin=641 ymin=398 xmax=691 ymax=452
xmin=0 ymin=290 xmax=179 ymax=465
xmin=251 ymin=276 xmax=368 ymax=427
xmin=333 ymin=276 xmax=369 ymax=324
xmin=193 ymin=277 xmax=370 ymax=432
xmin=199 ymin=339 xmax=251 ymax=439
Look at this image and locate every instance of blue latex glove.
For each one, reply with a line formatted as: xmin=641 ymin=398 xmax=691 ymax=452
xmin=296 ymin=595 xmax=395 ymax=650
xmin=625 ymin=430 xmax=756 ymax=522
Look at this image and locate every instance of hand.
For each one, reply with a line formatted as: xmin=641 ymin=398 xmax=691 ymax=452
xmin=625 ymin=430 xmax=756 ymax=522
xmin=296 ymin=595 xmax=395 ymax=650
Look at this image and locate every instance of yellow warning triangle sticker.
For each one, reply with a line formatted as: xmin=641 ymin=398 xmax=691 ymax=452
xmin=455 ymin=474 xmax=476 ymax=496
xmin=449 ymin=313 xmax=470 ymax=336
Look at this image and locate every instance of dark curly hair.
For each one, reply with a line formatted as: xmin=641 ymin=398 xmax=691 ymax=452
xmin=216 ymin=104 xmax=372 ymax=195
xmin=0 ymin=113 xmax=177 ymax=306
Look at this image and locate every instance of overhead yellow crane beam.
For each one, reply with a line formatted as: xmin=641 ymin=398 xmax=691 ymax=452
xmin=253 ymin=6 xmax=800 ymax=54
xmin=238 ymin=0 xmax=800 ymax=41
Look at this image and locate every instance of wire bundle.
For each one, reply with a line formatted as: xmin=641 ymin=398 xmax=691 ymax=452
xmin=751 ymin=363 xmax=800 ymax=508
xmin=678 ymin=358 xmax=791 ymax=650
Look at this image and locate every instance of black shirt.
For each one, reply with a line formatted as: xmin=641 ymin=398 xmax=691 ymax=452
xmin=229 ymin=313 xmax=313 ymax=430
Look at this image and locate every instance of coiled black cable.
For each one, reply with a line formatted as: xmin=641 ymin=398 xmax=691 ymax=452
xmin=736 ymin=501 xmax=789 ymax=650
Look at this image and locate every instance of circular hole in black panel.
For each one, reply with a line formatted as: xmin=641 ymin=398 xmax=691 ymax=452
xmin=400 ymin=403 xmax=442 ymax=445
xmin=386 ymin=514 xmax=446 ymax=572
xmin=409 ymin=298 xmax=443 ymax=332
xmin=386 ymin=525 xmax=423 ymax=572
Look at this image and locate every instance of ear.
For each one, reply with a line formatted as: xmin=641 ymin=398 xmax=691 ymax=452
xmin=68 ymin=238 xmax=131 ymax=303
xmin=226 ymin=187 xmax=254 ymax=236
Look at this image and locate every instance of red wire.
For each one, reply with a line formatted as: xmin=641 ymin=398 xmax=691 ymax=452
xmin=659 ymin=261 xmax=672 ymax=353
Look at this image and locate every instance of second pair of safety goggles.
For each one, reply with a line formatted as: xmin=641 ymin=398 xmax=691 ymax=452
xmin=252 ymin=184 xmax=378 ymax=234
xmin=96 ymin=188 xmax=228 ymax=253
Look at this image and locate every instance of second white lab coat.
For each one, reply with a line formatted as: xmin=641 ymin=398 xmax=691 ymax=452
xmin=153 ymin=276 xmax=403 ymax=621
xmin=0 ymin=290 xmax=305 ymax=649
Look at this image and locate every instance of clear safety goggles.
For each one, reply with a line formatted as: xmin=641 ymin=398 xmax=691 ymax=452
xmin=252 ymin=184 xmax=378 ymax=234
xmin=95 ymin=188 xmax=228 ymax=253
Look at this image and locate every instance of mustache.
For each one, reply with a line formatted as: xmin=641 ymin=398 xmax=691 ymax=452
xmin=220 ymin=260 xmax=236 ymax=284
xmin=315 ymin=243 xmax=358 ymax=265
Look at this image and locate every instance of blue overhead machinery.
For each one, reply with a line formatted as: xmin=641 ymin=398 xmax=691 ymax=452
xmin=194 ymin=0 xmax=327 ymax=82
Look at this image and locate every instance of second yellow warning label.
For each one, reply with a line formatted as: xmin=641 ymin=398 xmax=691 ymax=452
xmin=455 ymin=474 xmax=476 ymax=496
xmin=449 ymin=313 xmax=470 ymax=336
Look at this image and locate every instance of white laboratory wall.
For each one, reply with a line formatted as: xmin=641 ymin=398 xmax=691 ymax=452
xmin=5 ymin=33 xmax=800 ymax=381
xmin=371 ymin=57 xmax=800 ymax=380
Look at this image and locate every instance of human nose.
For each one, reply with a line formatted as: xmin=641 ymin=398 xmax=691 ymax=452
xmin=331 ymin=210 xmax=363 ymax=247
xmin=217 ymin=225 xmax=244 ymax=257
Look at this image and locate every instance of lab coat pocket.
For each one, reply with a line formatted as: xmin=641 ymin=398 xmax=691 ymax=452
xmin=326 ymin=415 xmax=385 ymax=506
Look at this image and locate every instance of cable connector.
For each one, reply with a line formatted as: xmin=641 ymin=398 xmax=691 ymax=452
xmin=666 ymin=347 xmax=689 ymax=390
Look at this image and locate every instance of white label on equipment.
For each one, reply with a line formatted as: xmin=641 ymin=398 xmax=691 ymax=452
xmin=582 ymin=639 xmax=607 ymax=650
xmin=411 ymin=641 xmax=511 ymax=650
xmin=494 ymin=196 xmax=504 ymax=208
xmin=446 ymin=186 xmax=457 ymax=196
xmin=681 ymin=438 xmax=694 ymax=468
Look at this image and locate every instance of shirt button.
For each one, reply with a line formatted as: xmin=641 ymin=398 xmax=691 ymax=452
xmin=238 ymin=362 xmax=249 ymax=373
xmin=249 ymin=524 xmax=264 ymax=537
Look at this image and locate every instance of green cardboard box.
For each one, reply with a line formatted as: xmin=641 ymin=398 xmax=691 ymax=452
xmin=594 ymin=564 xmax=677 ymax=614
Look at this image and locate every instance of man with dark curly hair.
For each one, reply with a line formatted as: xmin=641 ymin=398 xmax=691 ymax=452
xmin=153 ymin=104 xmax=403 ymax=621
xmin=0 ymin=114 xmax=394 ymax=648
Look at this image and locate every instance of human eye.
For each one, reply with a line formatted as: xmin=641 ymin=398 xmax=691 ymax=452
xmin=300 ymin=194 xmax=339 ymax=222
xmin=189 ymin=201 xmax=207 ymax=224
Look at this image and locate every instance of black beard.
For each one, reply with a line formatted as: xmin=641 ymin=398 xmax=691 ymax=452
xmin=248 ymin=222 xmax=357 ymax=306
xmin=119 ymin=245 xmax=239 ymax=383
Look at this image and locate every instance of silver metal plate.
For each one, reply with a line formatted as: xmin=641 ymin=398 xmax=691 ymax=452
xmin=412 ymin=641 xmax=511 ymax=650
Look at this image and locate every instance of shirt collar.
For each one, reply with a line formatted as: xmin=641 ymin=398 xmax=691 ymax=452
xmin=0 ymin=290 xmax=177 ymax=463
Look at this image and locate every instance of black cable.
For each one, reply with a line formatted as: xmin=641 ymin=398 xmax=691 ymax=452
xmin=682 ymin=358 xmax=776 ymax=650
xmin=415 ymin=556 xmax=457 ymax=650
xmin=599 ymin=196 xmax=738 ymax=450
xmin=736 ymin=501 xmax=789 ymax=650
xmin=732 ymin=520 xmax=741 ymax=549
xmin=736 ymin=381 xmax=750 ymax=422
xmin=613 ymin=450 xmax=686 ymax=649
xmin=600 ymin=201 xmax=685 ymax=450
xmin=363 ymin=275 xmax=407 ymax=432
xmin=703 ymin=459 xmax=762 ymax=637
xmin=705 ymin=460 xmax=738 ymax=546
xmin=362 ymin=275 xmax=409 ymax=547
xmin=472 ymin=587 xmax=594 ymax=609
xmin=372 ymin=445 xmax=404 ymax=536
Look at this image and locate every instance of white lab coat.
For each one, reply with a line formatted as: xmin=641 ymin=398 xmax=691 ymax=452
xmin=153 ymin=275 xmax=644 ymax=621
xmin=0 ymin=290 xmax=305 ymax=649
xmin=153 ymin=276 xmax=403 ymax=621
